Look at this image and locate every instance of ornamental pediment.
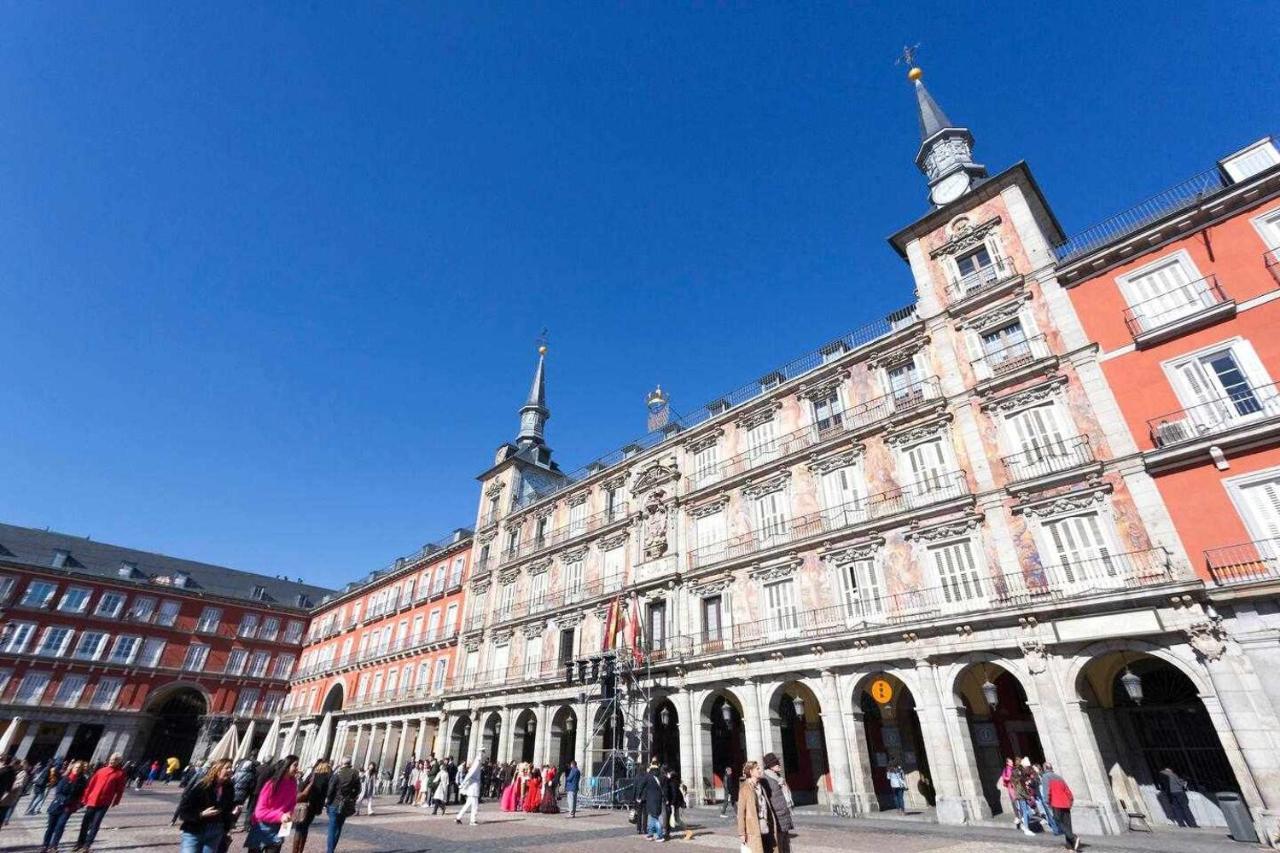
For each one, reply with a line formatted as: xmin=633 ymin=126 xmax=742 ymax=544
xmin=741 ymin=470 xmax=792 ymax=499
xmin=820 ymin=537 xmax=885 ymax=565
xmin=929 ymin=216 xmax=1002 ymax=258
xmin=632 ymin=460 xmax=680 ymax=495
xmin=748 ymin=554 xmax=802 ymax=582
xmin=734 ymin=401 xmax=782 ymax=431
xmin=883 ymin=415 xmax=952 ymax=447
xmin=796 ymin=369 xmax=850 ymax=402
xmin=683 ymin=429 xmax=723 ymax=455
xmin=806 ymin=445 xmax=864 ymax=475
xmin=1012 ymin=484 xmax=1112 ymax=518
xmin=687 ymin=495 xmax=730 ymax=519
xmin=955 ymin=295 xmax=1029 ymax=332
xmin=980 ymin=376 xmax=1068 ymax=414
xmin=903 ymin=513 xmax=984 ymax=542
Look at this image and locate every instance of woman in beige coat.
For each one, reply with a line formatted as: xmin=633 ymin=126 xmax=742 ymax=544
xmin=736 ymin=761 xmax=789 ymax=853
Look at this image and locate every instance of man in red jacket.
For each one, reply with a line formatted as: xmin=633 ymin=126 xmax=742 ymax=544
xmin=1041 ymin=761 xmax=1080 ymax=851
xmin=72 ymin=753 xmax=127 ymax=853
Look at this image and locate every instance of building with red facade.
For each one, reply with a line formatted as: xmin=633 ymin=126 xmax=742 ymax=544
xmin=277 ymin=528 xmax=472 ymax=770
xmin=0 ymin=523 xmax=330 ymax=765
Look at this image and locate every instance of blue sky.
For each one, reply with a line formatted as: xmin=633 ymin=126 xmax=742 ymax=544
xmin=1 ymin=2 xmax=1276 ymax=589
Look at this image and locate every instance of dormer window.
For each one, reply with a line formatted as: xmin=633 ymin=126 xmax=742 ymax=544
xmin=118 ymin=561 xmax=140 ymax=579
xmin=51 ymin=549 xmax=70 ymax=569
xmin=252 ymin=585 xmax=268 ymax=601
xmin=173 ymin=571 xmax=192 ymax=588
xmin=1220 ymin=137 xmax=1280 ymax=183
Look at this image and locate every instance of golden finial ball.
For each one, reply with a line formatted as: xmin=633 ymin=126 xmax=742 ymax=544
xmin=907 ymin=67 xmax=923 ymax=81
xmin=538 ymin=344 xmax=548 ymax=355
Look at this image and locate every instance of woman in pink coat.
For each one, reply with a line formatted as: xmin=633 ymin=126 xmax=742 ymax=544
xmin=247 ymin=755 xmax=299 ymax=853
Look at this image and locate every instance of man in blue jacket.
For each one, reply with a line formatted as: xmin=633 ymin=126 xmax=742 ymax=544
xmin=564 ymin=761 xmax=581 ymax=818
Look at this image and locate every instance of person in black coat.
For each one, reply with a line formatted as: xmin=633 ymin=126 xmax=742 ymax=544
xmin=175 ymin=759 xmax=238 ymax=853
xmin=41 ymin=759 xmax=89 ymax=853
xmin=636 ymin=761 xmax=668 ymax=841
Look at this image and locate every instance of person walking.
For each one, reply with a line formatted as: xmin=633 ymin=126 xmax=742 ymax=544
xmin=1 ymin=759 xmax=29 ymax=827
xmin=737 ymin=760 xmax=789 ymax=853
xmin=760 ymin=754 xmax=795 ymax=837
xmin=429 ymin=761 xmax=449 ymax=815
xmin=244 ymin=760 xmax=274 ymax=832
xmin=1160 ymin=768 xmax=1197 ymax=828
xmin=563 ymin=760 xmax=581 ymax=818
xmin=40 ymin=759 xmax=89 ymax=853
xmin=323 ymin=759 xmax=360 ymax=853
xmin=637 ymin=760 xmax=668 ymax=842
xmin=396 ymin=761 xmax=412 ymax=805
xmin=454 ymin=758 xmax=483 ymax=826
xmin=246 ymin=756 xmax=299 ymax=853
xmin=1043 ymin=762 xmax=1080 ymax=851
xmin=28 ymin=761 xmax=57 ymax=816
xmin=443 ymin=758 xmax=458 ymax=806
xmin=1012 ymin=758 xmax=1037 ymax=835
xmin=358 ymin=764 xmax=376 ymax=816
xmin=175 ymin=759 xmax=237 ymax=853
xmin=998 ymin=757 xmax=1018 ymax=827
xmin=719 ymin=766 xmax=737 ymax=818
xmin=71 ymin=752 xmax=127 ymax=853
xmin=291 ymin=760 xmax=330 ymax=853
xmin=1035 ymin=763 xmax=1060 ymax=835
xmin=886 ymin=763 xmax=907 ymax=812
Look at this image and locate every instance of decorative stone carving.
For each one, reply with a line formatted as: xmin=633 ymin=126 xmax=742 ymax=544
xmin=599 ymin=530 xmax=630 ymax=551
xmin=748 ymin=554 xmax=802 ymax=582
xmin=821 ymin=538 xmax=885 ymax=566
xmin=1014 ymin=485 xmax=1111 ymax=518
xmin=867 ymin=336 xmax=931 ymax=370
xmin=957 ymin=295 xmax=1029 ymax=332
xmin=642 ymin=489 xmax=672 ymax=560
xmin=1185 ymin=616 xmax=1229 ymax=663
xmin=687 ymin=495 xmax=730 ymax=519
xmin=477 ymin=526 xmax=499 ymax=544
xmin=490 ymin=628 xmax=514 ymax=645
xmin=632 ymin=461 xmax=680 ymax=496
xmin=884 ymin=416 xmax=952 ymax=447
xmin=683 ymin=429 xmax=723 ymax=455
xmin=469 ymin=577 xmax=492 ymax=594
xmin=929 ymin=216 xmax=1001 ymax=258
xmin=555 ymin=611 xmax=585 ymax=629
xmin=601 ymin=472 xmax=629 ymax=492
xmin=498 ymin=566 xmax=521 ymax=585
xmin=734 ymin=402 xmax=781 ymax=431
xmin=527 ymin=558 xmax=552 ymax=577
xmin=689 ymin=574 xmax=735 ymax=596
xmin=532 ymin=502 xmax=557 ymax=520
xmin=520 ymin=622 xmax=546 ymax=640
xmin=591 ymin=603 xmax=611 ymax=622
xmin=741 ymin=470 xmax=791 ymax=499
xmin=463 ymin=637 xmax=482 ymax=653
xmin=1019 ymin=638 xmax=1048 ymax=675
xmin=560 ymin=545 xmax=589 ymax=563
xmin=485 ymin=481 xmax=505 ymax=498
xmin=807 ymin=446 xmax=864 ymax=475
xmin=980 ymin=376 xmax=1069 ymax=413
xmin=568 ymin=491 xmax=589 ymax=507
xmin=904 ymin=514 xmax=983 ymax=542
xmin=796 ymin=370 xmax=850 ymax=402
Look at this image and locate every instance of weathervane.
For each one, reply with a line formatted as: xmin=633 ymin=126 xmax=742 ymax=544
xmin=535 ymin=327 xmax=549 ymax=355
xmin=896 ymin=43 xmax=924 ymax=81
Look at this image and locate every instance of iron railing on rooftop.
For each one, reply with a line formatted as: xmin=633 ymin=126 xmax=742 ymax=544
xmin=1122 ymin=275 xmax=1229 ymax=338
xmin=1148 ymin=380 xmax=1280 ymax=448
xmin=1205 ymin=537 xmax=1280 ymax=585
xmin=1053 ymin=168 xmax=1227 ymax=263
xmin=509 ymin=305 xmax=919 ymax=511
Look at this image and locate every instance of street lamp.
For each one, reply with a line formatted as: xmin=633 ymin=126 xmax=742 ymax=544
xmin=791 ymin=695 xmax=805 ymax=718
xmin=981 ymin=665 xmax=999 ymax=711
xmin=660 ymin=707 xmax=671 ymax=727
xmin=566 ymin=716 xmax=575 ymax=733
xmin=1120 ymin=666 xmax=1144 ymax=705
xmin=720 ymin=702 xmax=733 ymax=724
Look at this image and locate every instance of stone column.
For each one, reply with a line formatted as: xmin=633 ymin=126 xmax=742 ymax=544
xmin=574 ymin=699 xmax=590 ymax=774
xmin=911 ymin=658 xmax=967 ymax=825
xmin=393 ymin=718 xmax=412 ymax=775
xmin=534 ymin=704 xmax=550 ymax=765
xmin=740 ymin=680 xmax=763 ymax=763
xmin=819 ymin=671 xmax=854 ymax=816
xmin=55 ymin=723 xmax=80 ymax=760
xmin=470 ymin=710 xmax=482 ymax=762
xmin=939 ymin=697 xmax=992 ymax=820
xmin=16 ymin=726 xmax=40 ymax=761
xmin=677 ymin=688 xmax=698 ymax=804
xmin=497 ymin=707 xmax=513 ymax=764
xmin=1202 ymin=651 xmax=1280 ymax=825
xmin=361 ymin=724 xmax=379 ymax=770
xmin=431 ymin=713 xmax=448 ymax=759
xmin=754 ymin=679 xmax=776 ymax=761
xmin=413 ymin=714 xmax=430 ymax=760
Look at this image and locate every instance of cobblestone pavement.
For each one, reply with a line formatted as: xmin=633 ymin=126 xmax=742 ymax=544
xmin=0 ymin=789 xmax=1240 ymax=853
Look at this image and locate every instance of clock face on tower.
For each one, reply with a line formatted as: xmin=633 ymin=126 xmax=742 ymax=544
xmin=931 ymin=171 xmax=971 ymax=206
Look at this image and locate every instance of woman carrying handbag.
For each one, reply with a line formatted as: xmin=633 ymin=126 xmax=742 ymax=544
xmin=290 ymin=761 xmax=330 ymax=853
xmin=737 ymin=761 xmax=789 ymax=853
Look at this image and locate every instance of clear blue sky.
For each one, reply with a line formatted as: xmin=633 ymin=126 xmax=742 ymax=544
xmin=1 ymin=2 xmax=1276 ymax=589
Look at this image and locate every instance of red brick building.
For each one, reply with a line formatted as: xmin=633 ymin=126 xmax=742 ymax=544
xmin=278 ymin=528 xmax=472 ymax=769
xmin=0 ymin=523 xmax=329 ymax=765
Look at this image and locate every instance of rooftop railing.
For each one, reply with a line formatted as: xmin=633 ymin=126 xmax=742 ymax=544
xmin=1053 ymin=168 xmax=1227 ymax=263
xmin=1122 ymin=275 xmax=1229 ymax=338
xmin=509 ymin=305 xmax=919 ymax=511
xmin=1001 ymin=435 xmax=1095 ymax=482
xmin=947 ymin=254 xmax=1018 ymax=303
xmin=1205 ymin=537 xmax=1280 ymax=586
xmin=688 ymin=471 xmax=970 ymax=571
xmin=1148 ymin=380 xmax=1280 ymax=448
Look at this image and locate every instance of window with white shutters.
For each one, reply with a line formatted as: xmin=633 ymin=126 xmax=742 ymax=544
xmin=1119 ymin=255 xmax=1212 ymax=333
xmin=37 ymin=626 xmax=75 ymax=657
xmin=753 ymin=491 xmax=790 ymax=544
xmin=812 ymin=391 xmax=844 ymax=434
xmin=820 ymin=466 xmax=863 ymax=527
xmin=89 ymin=677 xmax=123 ymax=710
xmin=225 ymin=649 xmax=248 ymax=675
xmin=1256 ymin=208 xmax=1280 ymax=249
xmin=1237 ymin=474 xmax=1280 ymax=543
xmin=498 ymin=582 xmax=517 ymax=620
xmin=929 ymin=540 xmax=986 ymax=608
xmin=902 ymin=438 xmax=950 ymax=501
xmin=1043 ymin=513 xmax=1119 ymax=587
xmin=746 ymin=419 xmax=779 ymax=463
xmin=426 ymin=610 xmax=441 ymax=641
xmin=604 ymin=546 xmax=626 ymax=581
xmin=695 ymin=512 xmax=727 ymax=560
xmin=463 ymin=649 xmax=479 ymax=685
xmin=530 ymin=573 xmax=548 ymax=610
xmin=839 ymin=558 xmax=884 ymax=621
xmin=140 ymin=637 xmax=166 ymax=667
xmin=445 ymin=603 xmax=459 ymax=634
xmin=385 ymin=669 xmax=398 ymax=695
xmin=54 ymin=673 xmax=88 ymax=707
xmin=73 ymin=631 xmax=108 ymax=661
xmin=980 ymin=321 xmax=1031 ymax=369
xmin=569 ymin=502 xmax=587 ymax=536
xmin=702 ymin=596 xmax=724 ymax=646
xmin=693 ymin=443 xmax=721 ymax=487
xmin=492 ymin=643 xmax=511 ymax=684
xmin=433 ymin=659 xmax=448 ymax=691
xmin=235 ymin=689 xmax=260 ymax=716
xmin=524 ymin=635 xmax=542 ymax=679
xmin=1005 ymin=404 xmax=1068 ymax=474
xmin=886 ymin=360 xmax=923 ymax=409
xmin=1169 ymin=347 xmax=1276 ymax=437
xmin=2 ymin=622 xmax=35 ymax=654
xmin=564 ymin=559 xmax=584 ymax=602
xmin=14 ymin=671 xmax=50 ymax=704
xmin=763 ymin=579 xmax=798 ymax=632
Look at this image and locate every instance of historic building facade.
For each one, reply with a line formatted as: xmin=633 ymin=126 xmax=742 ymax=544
xmin=279 ymin=528 xmax=473 ymax=770
xmin=0 ymin=523 xmax=325 ymax=765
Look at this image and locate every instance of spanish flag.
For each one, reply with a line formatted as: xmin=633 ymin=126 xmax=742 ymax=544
xmin=601 ymin=597 xmax=620 ymax=651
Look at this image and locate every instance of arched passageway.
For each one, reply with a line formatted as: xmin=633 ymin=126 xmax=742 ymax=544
xmin=855 ymin=673 xmax=933 ymax=812
xmin=481 ymin=713 xmax=502 ymax=764
xmin=1078 ymin=652 xmax=1242 ymax=830
xmin=651 ymin=698 xmax=680 ymax=773
xmin=699 ymin=692 xmax=746 ymax=805
xmin=952 ymin=662 xmax=1043 ymax=816
xmin=551 ymin=706 xmax=576 ymax=770
xmin=768 ymin=682 xmax=829 ymax=806
xmin=322 ymin=683 xmax=345 ymax=714
xmin=449 ymin=716 xmax=471 ymax=762
xmin=141 ymin=686 xmax=208 ymax=766
xmin=514 ymin=709 xmax=538 ymax=763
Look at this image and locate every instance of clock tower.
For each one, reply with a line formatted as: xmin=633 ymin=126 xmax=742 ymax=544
xmin=907 ymin=63 xmax=987 ymax=208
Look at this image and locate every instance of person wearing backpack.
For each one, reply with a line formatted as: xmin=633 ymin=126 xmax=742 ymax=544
xmin=324 ymin=758 xmax=361 ymax=853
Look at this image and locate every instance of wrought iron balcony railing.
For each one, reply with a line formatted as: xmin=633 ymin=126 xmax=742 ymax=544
xmin=1267 ymin=249 xmax=1280 ymax=285
xmin=292 ymin=624 xmax=461 ymax=680
xmin=1148 ymin=380 xmax=1280 ymax=448
xmin=1206 ymin=537 xmax=1280 ymax=585
xmin=947 ymin=254 xmax=1018 ymax=302
xmin=1001 ymin=435 xmax=1095 ymax=482
xmin=688 ymin=471 xmax=970 ymax=571
xmin=498 ymin=504 xmax=631 ymax=566
xmin=486 ymin=570 xmax=627 ymax=628
xmin=1122 ymin=275 xmax=1229 ymax=338
xmin=971 ymin=334 xmax=1051 ymax=383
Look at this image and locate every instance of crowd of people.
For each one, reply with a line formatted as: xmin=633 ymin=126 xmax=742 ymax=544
xmin=998 ymin=755 xmax=1081 ymax=851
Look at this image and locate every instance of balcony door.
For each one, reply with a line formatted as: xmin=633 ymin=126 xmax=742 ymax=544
xmin=1171 ymin=347 xmax=1275 ymax=436
xmin=1005 ymin=404 xmax=1068 ymax=476
xmin=1120 ymin=255 xmax=1212 ymax=332
xmin=1042 ymin=513 xmax=1121 ymax=591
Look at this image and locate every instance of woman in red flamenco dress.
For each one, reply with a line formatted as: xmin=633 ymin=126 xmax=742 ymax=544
xmin=523 ymin=768 xmax=543 ymax=812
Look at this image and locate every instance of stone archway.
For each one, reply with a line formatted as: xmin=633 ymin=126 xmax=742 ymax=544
xmin=766 ymin=681 xmax=829 ymax=806
xmin=550 ymin=706 xmax=577 ymax=770
xmin=1076 ymin=650 xmax=1244 ymax=831
xmin=650 ymin=697 xmax=680 ymax=773
xmin=851 ymin=672 xmax=934 ymax=813
xmin=322 ymin=682 xmax=345 ymax=714
xmin=699 ymin=690 xmax=746 ymax=806
xmin=449 ymin=716 xmax=472 ymax=762
xmin=950 ymin=660 xmax=1043 ymax=817
xmin=514 ymin=708 xmax=538 ymax=764
xmin=140 ymin=684 xmax=209 ymax=767
xmin=481 ymin=712 xmax=502 ymax=764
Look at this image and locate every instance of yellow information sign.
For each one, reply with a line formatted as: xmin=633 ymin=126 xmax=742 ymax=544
xmin=869 ymin=678 xmax=894 ymax=705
